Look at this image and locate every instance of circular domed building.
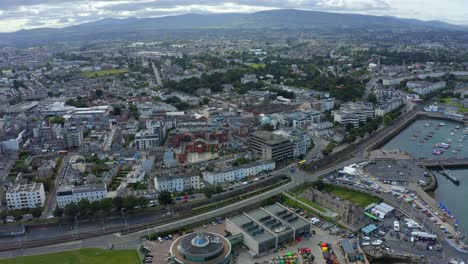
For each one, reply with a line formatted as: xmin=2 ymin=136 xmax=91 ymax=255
xmin=169 ymin=232 xmax=231 ymax=264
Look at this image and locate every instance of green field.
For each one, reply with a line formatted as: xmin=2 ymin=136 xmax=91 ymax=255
xmin=248 ymin=63 xmax=266 ymax=69
xmin=81 ymin=68 xmax=129 ymax=78
xmin=324 ymin=185 xmax=381 ymax=207
xmin=0 ymin=248 xmax=140 ymax=264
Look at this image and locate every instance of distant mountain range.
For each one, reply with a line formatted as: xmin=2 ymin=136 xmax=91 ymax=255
xmin=0 ymin=9 xmax=466 ymax=46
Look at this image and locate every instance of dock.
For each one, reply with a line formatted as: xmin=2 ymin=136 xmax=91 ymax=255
xmin=417 ymin=159 xmax=461 ymax=185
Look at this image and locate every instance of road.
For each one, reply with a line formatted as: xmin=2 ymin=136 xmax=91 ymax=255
xmin=41 ymin=156 xmax=69 ymax=219
xmin=151 ymin=63 xmax=163 ymax=87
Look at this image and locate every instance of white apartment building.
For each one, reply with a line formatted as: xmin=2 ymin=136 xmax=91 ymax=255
xmin=56 ymin=184 xmax=107 ymax=208
xmin=332 ymin=102 xmax=374 ymax=128
xmin=6 ymin=183 xmax=46 ymax=209
xmin=382 ymin=75 xmax=412 ymax=86
xmin=407 ymin=81 xmax=446 ymax=95
xmin=375 ymin=98 xmax=403 ymax=116
xmin=202 ymin=160 xmax=275 ymax=185
xmin=154 ymin=172 xmax=201 ymax=192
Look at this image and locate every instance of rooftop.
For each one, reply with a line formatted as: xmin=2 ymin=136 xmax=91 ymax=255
xmin=251 ymin=131 xmax=290 ymax=145
xmin=7 ymin=183 xmax=43 ymax=193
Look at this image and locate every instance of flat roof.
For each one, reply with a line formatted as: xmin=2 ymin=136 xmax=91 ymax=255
xmin=263 ymin=203 xmax=310 ymax=230
xmin=248 ymin=208 xmax=291 ymax=236
xmin=252 ymin=131 xmax=290 ymax=145
xmin=229 ymin=214 xmax=275 ymax=243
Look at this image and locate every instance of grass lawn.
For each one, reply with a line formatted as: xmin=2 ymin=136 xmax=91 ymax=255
xmin=81 ymin=68 xmax=129 ymax=78
xmin=249 ymin=63 xmax=266 ymax=69
xmin=296 ymin=196 xmax=326 ymax=212
xmin=324 ymin=185 xmax=381 ymax=207
xmin=0 ymin=248 xmax=140 ymax=264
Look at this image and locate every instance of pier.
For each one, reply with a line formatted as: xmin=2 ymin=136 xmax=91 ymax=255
xmin=417 ymin=159 xmax=463 ymax=185
xmin=417 ymin=158 xmax=468 ymax=168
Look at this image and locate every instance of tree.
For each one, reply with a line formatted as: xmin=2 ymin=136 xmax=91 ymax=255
xmin=78 ymin=199 xmax=91 ymax=215
xmin=312 ymin=180 xmax=325 ymax=191
xmin=112 ymin=106 xmax=122 ymax=116
xmin=53 ymin=207 xmax=64 ymax=217
xmin=0 ymin=211 xmax=7 ymax=223
xmin=64 ymin=203 xmax=79 ymax=217
xmin=49 ymin=116 xmax=65 ymax=125
xmin=45 ymin=62 xmax=53 ymax=71
xmin=112 ymin=196 xmax=124 ymax=209
xmin=158 ymin=191 xmax=173 ymax=205
xmin=94 ymin=89 xmax=104 ymax=98
xmin=12 ymin=210 xmax=23 ymax=221
xmin=31 ymin=207 xmax=42 ymax=218
xmin=100 ymin=198 xmax=113 ymax=214
xmin=383 ymin=114 xmax=392 ymax=125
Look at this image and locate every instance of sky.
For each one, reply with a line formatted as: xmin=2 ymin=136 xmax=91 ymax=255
xmin=0 ymin=0 xmax=467 ymax=32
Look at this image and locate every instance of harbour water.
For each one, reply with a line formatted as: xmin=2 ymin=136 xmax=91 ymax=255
xmin=383 ymin=118 xmax=468 ymax=232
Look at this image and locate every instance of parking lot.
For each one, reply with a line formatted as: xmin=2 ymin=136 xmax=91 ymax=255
xmin=365 ymin=160 xmax=428 ymax=185
xmin=359 ymin=211 xmax=443 ymax=260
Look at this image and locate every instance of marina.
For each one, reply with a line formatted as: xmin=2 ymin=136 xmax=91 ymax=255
xmin=383 ymin=118 xmax=468 ymax=232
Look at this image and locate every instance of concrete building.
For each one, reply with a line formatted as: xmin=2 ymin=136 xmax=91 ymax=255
xmin=241 ymin=74 xmax=258 ymax=85
xmin=273 ymin=130 xmax=311 ymax=158
xmin=283 ymin=110 xmax=321 ymax=128
xmin=6 ymin=183 xmax=46 ymax=209
xmin=56 ymin=184 xmax=107 ymax=208
xmin=374 ymin=98 xmax=403 ymax=116
xmin=226 ymin=203 xmax=310 ymax=256
xmin=320 ymin=98 xmax=335 ymax=111
xmin=407 ymin=81 xmax=446 ymax=95
xmin=154 ymin=170 xmax=201 ymax=192
xmin=202 ymin=160 xmax=275 ymax=184
xmin=169 ymin=232 xmax=232 ymax=264
xmin=250 ymin=131 xmax=294 ymax=161
xmin=0 ymin=130 xmax=26 ymax=151
xmin=63 ymin=127 xmax=83 ymax=148
xmin=332 ymin=102 xmax=374 ymax=128
xmin=135 ymin=131 xmax=160 ymax=150
xmin=382 ymin=75 xmax=412 ymax=86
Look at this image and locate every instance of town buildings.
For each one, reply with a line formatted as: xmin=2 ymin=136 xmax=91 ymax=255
xmin=6 ymin=183 xmax=46 ymax=209
xmin=63 ymin=127 xmax=83 ymax=148
xmin=250 ymin=131 xmax=294 ymax=161
xmin=154 ymin=170 xmax=201 ymax=192
xmin=332 ymin=102 xmax=374 ymax=127
xmin=407 ymin=81 xmax=446 ymax=95
xmin=226 ymin=203 xmax=310 ymax=255
xmin=56 ymin=184 xmax=107 ymax=208
xmin=374 ymin=98 xmax=403 ymax=116
xmin=202 ymin=160 xmax=275 ymax=184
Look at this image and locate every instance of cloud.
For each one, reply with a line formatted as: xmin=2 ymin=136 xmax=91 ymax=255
xmin=0 ymin=0 xmax=466 ymax=32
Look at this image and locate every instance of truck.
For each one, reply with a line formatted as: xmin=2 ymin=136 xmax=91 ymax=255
xmin=394 ymin=220 xmax=400 ymax=232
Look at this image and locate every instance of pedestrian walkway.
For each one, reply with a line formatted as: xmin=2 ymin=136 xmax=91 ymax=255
xmin=282 ymin=192 xmax=338 ymax=218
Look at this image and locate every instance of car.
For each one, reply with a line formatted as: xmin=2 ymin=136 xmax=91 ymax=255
xmin=203 ymin=225 xmax=207 ymax=229
xmin=47 ymin=215 xmax=55 ymax=219
xmin=158 ymin=237 xmax=164 ymax=243
xmin=362 ymin=236 xmax=370 ymax=241
xmin=164 ymin=236 xmax=170 ymax=240
xmin=216 ymin=219 xmax=222 ymax=224
xmin=212 ymin=221 xmax=216 ymax=226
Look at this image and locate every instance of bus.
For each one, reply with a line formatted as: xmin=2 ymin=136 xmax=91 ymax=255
xmin=298 ymin=160 xmax=307 ymax=166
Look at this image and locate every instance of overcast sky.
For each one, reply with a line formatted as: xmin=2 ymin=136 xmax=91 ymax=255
xmin=0 ymin=0 xmax=467 ymax=32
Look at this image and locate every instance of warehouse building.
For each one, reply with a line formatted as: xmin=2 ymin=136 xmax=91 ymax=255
xmin=226 ymin=203 xmax=310 ymax=256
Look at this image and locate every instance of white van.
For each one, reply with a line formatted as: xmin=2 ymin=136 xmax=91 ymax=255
xmin=394 ymin=220 xmax=400 ymax=232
